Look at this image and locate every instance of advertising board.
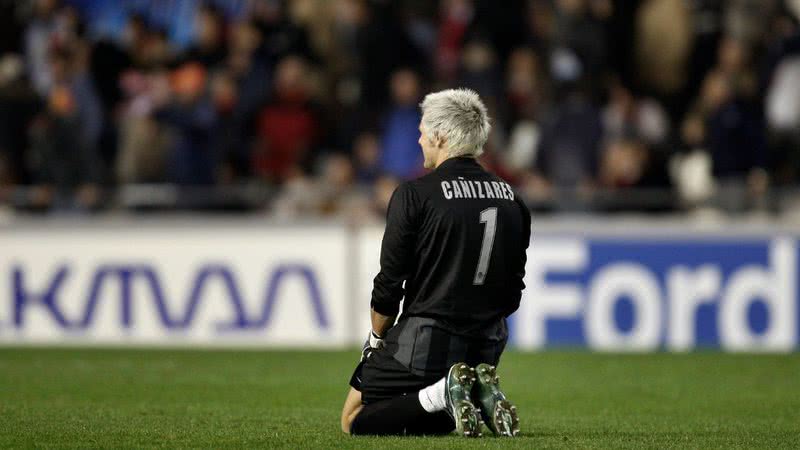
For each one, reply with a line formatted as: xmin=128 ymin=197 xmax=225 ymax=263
xmin=2 ymin=220 xmax=798 ymax=351
xmin=0 ymin=225 xmax=350 ymax=346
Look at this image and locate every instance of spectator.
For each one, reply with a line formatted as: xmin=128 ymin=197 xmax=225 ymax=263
xmin=27 ymin=46 xmax=104 ymax=209
xmin=766 ymin=57 xmax=800 ymax=184
xmin=356 ymin=1 xmax=424 ymax=110
xmin=724 ymin=0 xmax=779 ymax=46
xmin=352 ymin=132 xmax=382 ymax=185
xmin=24 ymin=0 xmax=60 ymax=96
xmin=533 ymin=89 xmax=603 ymax=189
xmin=116 ymin=69 xmax=171 ymax=183
xmin=227 ymin=20 xmax=269 ymax=116
xmin=634 ymin=0 xmax=692 ymax=110
xmin=252 ymin=56 xmax=320 ymax=182
xmin=762 ymin=8 xmax=800 ymax=185
xmin=120 ymin=14 xmax=152 ymax=68
xmin=140 ymin=28 xmax=177 ymax=69
xmin=716 ymin=36 xmax=757 ymax=100
xmin=525 ymin=0 xmax=556 ymax=51
xmin=699 ymin=70 xmax=765 ymax=180
xmin=690 ymin=69 xmax=767 ymax=210
xmin=500 ymin=47 xmax=547 ymax=182
xmin=184 ymin=4 xmax=227 ymax=68
xmin=505 ymin=47 xmax=546 ymax=125
xmin=155 ymin=62 xmax=217 ymax=185
xmin=598 ymin=138 xmax=649 ymax=189
xmin=0 ymin=54 xmax=38 ymax=187
xmin=327 ymin=0 xmax=368 ymax=79
xmin=379 ymin=68 xmax=423 ymax=179
xmin=671 ymin=112 xmax=715 ymax=207
xmin=0 ymin=151 xmax=10 ymax=202
xmin=436 ymin=0 xmax=475 ymax=81
xmin=549 ymin=0 xmax=610 ymax=96
xmin=458 ymin=39 xmax=501 ymax=105
xmin=602 ymin=81 xmax=669 ymax=147
xmin=210 ymin=70 xmax=247 ymax=183
xmin=315 ymin=153 xmax=367 ymax=217
xmin=252 ymin=0 xmax=316 ymax=67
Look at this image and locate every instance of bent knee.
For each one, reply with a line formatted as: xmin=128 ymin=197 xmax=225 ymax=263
xmin=341 ymin=388 xmax=363 ymax=434
xmin=341 ymin=405 xmax=363 ymax=434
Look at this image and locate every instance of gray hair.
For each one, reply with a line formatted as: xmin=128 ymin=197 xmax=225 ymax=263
xmin=420 ymin=88 xmax=491 ymax=158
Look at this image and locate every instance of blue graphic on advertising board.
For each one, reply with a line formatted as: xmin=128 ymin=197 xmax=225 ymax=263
xmin=509 ymin=237 xmax=799 ymax=351
xmin=9 ymin=264 xmax=328 ymax=331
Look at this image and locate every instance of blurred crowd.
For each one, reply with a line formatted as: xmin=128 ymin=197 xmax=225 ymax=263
xmin=0 ymin=0 xmax=800 ymax=217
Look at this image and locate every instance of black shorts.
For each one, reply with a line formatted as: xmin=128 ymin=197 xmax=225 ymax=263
xmin=349 ymin=317 xmax=508 ymax=405
xmin=349 ymin=349 xmax=443 ymax=404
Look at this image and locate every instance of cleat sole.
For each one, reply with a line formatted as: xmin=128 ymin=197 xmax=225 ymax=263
xmin=492 ymin=400 xmax=520 ymax=437
xmin=445 ymin=363 xmax=482 ymax=438
xmin=473 ymin=363 xmax=520 ymax=437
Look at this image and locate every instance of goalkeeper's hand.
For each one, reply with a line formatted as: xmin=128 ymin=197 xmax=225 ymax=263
xmin=360 ymin=330 xmax=385 ymax=362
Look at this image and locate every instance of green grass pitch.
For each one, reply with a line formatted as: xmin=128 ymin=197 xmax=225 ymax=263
xmin=0 ymin=349 xmax=798 ymax=449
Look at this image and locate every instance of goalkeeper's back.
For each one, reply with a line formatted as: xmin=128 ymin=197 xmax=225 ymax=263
xmin=371 ymin=156 xmax=530 ymax=332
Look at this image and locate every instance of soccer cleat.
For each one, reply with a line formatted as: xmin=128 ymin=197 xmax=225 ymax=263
xmin=473 ymin=363 xmax=520 ymax=437
xmin=444 ymin=362 xmax=482 ymax=438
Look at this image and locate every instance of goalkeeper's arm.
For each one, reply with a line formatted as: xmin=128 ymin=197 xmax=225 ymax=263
xmin=361 ymin=308 xmax=396 ymax=361
xmin=370 ymin=307 xmax=395 ymax=338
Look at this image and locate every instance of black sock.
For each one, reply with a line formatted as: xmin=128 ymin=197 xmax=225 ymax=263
xmin=350 ymin=394 xmax=454 ymax=436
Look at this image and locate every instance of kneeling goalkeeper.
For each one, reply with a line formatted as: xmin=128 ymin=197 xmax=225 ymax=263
xmin=340 ymin=89 xmax=531 ymax=437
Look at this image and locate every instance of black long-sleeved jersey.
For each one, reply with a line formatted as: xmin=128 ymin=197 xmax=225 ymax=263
xmin=371 ymin=156 xmax=531 ymax=335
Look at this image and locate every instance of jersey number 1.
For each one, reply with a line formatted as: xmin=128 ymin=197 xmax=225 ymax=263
xmin=473 ymin=207 xmax=497 ymax=285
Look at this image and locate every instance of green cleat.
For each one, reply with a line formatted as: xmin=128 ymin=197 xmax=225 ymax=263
xmin=473 ymin=363 xmax=520 ymax=436
xmin=444 ymin=362 xmax=482 ymax=437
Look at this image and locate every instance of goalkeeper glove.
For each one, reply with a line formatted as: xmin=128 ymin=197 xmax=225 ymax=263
xmin=360 ymin=330 xmax=385 ymax=361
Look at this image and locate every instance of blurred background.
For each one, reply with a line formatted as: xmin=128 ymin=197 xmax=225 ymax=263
xmin=1 ymin=0 xmax=799 ymax=350
xmin=2 ymin=4 xmax=799 ymax=445
xmin=0 ymin=0 xmax=799 ymax=218
xmin=0 ymin=4 xmax=800 ymax=449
